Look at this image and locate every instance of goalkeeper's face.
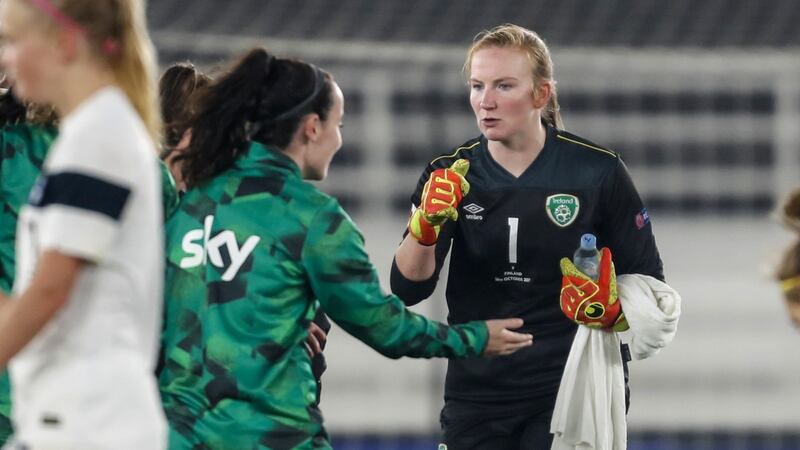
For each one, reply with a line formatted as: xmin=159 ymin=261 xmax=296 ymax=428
xmin=0 ymin=0 xmax=60 ymax=104
xmin=468 ymin=46 xmax=549 ymax=144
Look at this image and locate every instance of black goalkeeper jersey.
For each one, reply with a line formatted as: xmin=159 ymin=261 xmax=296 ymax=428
xmin=391 ymin=124 xmax=664 ymax=404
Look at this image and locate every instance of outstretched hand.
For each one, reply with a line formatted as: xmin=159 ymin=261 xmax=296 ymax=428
xmin=482 ymin=318 xmax=533 ymax=356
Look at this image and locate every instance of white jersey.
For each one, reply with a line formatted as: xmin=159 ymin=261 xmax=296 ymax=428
xmin=10 ymin=87 xmax=166 ymax=450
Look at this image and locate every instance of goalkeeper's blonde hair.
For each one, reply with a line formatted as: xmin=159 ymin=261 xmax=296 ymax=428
xmin=464 ymin=24 xmax=563 ymax=129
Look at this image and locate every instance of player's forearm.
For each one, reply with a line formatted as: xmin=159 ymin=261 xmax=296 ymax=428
xmin=0 ymin=282 xmax=70 ymax=368
xmin=336 ymin=301 xmax=487 ymax=360
xmin=394 ymin=234 xmax=437 ymax=280
xmin=0 ymin=293 xmax=10 ymax=318
xmin=0 ymin=251 xmax=82 ymax=368
xmin=391 ymin=235 xmax=441 ymax=305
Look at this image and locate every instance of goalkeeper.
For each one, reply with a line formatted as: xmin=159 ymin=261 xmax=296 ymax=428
xmin=392 ymin=24 xmax=665 ymax=450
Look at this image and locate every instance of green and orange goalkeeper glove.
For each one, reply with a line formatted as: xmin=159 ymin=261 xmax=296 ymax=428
xmin=408 ymin=159 xmax=470 ymax=246
xmin=559 ymin=247 xmax=629 ymax=331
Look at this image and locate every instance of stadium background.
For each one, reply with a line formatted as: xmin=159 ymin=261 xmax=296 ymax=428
xmin=148 ymin=1 xmax=800 ymax=448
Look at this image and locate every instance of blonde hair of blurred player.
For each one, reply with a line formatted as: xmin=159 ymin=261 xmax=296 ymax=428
xmin=464 ymin=23 xmax=563 ymax=129
xmin=0 ymin=0 xmax=160 ymax=142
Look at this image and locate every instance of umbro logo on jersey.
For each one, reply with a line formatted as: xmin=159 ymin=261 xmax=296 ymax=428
xmin=545 ymin=194 xmax=580 ymax=227
xmin=463 ymin=203 xmax=484 ymax=220
xmin=179 ymin=215 xmax=261 ymax=281
xmin=463 ymin=203 xmax=484 ymax=214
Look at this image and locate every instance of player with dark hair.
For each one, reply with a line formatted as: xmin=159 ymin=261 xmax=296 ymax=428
xmin=158 ymin=47 xmax=533 ymax=449
xmin=156 ymin=59 xmax=333 ymax=406
xmin=158 ymin=62 xmax=211 ymax=193
xmin=159 ymin=62 xmax=210 ymax=152
xmin=392 ymin=24 xmax=665 ymax=449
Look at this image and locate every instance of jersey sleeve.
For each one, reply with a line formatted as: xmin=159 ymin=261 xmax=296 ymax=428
xmin=389 ymin=163 xmax=455 ymax=305
xmin=33 ymin=135 xmax=135 ymax=263
xmin=303 ymin=199 xmax=487 ymax=359
xmin=598 ymin=157 xmax=664 ymax=281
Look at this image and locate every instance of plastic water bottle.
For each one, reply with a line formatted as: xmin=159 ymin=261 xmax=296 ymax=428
xmin=573 ymin=233 xmax=600 ymax=281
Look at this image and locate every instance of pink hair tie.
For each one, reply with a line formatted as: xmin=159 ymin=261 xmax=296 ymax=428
xmin=28 ymin=0 xmax=120 ymax=57
xmin=102 ymin=38 xmax=121 ymax=56
xmin=27 ymin=0 xmax=85 ymax=34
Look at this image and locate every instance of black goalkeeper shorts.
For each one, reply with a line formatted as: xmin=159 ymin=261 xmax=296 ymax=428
xmin=440 ymin=344 xmax=631 ymax=450
xmin=439 ymin=395 xmax=555 ymax=450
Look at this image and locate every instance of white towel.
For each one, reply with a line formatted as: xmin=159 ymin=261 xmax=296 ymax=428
xmin=618 ymin=275 xmax=682 ymax=361
xmin=550 ymin=274 xmax=681 ymax=450
xmin=549 ymin=325 xmax=627 ymax=450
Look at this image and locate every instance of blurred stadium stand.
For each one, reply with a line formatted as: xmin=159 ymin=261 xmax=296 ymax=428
xmin=148 ymin=0 xmax=800 ymax=47
xmin=148 ymin=1 xmax=800 ymax=448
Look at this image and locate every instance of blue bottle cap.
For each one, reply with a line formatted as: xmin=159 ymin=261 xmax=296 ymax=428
xmin=580 ymin=233 xmax=597 ymax=250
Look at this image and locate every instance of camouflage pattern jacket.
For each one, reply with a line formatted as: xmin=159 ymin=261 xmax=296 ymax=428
xmin=0 ymin=124 xmax=57 ymax=445
xmin=158 ymin=142 xmax=488 ymax=450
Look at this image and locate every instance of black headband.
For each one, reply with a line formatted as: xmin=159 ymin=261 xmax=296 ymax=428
xmin=268 ymin=64 xmax=325 ymax=122
xmin=244 ymin=63 xmax=326 ymax=142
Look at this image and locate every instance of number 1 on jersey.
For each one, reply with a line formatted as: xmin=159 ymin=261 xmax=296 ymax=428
xmin=508 ymin=217 xmax=519 ymax=264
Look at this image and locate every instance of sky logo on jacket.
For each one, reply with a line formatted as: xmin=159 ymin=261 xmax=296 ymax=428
xmin=179 ymin=214 xmax=261 ymax=281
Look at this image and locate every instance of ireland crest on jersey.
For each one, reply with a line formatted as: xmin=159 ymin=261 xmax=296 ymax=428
xmin=546 ymin=194 xmax=580 ymax=227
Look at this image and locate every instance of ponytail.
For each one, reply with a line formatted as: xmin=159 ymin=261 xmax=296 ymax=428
xmin=106 ymin=0 xmax=161 ymax=143
xmin=543 ymin=88 xmax=563 ymax=129
xmin=178 ymin=49 xmax=276 ymax=187
xmin=178 ymin=48 xmax=333 ymax=188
